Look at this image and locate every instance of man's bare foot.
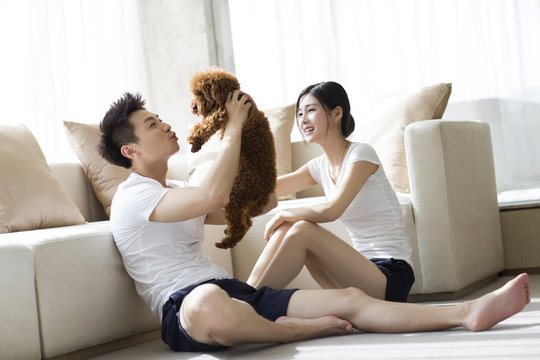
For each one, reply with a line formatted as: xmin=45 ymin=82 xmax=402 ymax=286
xmin=463 ymin=273 xmax=530 ymax=332
xmin=275 ymin=315 xmax=353 ymax=342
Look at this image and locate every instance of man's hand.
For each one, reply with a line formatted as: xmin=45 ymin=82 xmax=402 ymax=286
xmin=225 ymin=90 xmax=251 ymax=129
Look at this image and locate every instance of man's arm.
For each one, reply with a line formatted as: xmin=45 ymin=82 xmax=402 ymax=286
xmin=204 ymin=191 xmax=278 ymax=225
xmin=150 ymin=91 xmax=251 ymax=223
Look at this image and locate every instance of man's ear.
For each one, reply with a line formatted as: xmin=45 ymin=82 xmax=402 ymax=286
xmin=120 ymin=144 xmax=138 ymax=159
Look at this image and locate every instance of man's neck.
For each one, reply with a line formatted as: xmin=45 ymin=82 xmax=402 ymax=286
xmin=131 ymin=159 xmax=169 ymax=187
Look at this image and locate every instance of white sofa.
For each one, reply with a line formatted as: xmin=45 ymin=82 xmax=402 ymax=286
xmin=0 ymin=119 xmax=504 ymax=359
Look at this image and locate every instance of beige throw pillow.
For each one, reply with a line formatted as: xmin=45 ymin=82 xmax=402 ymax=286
xmin=354 ymin=83 xmax=452 ymax=193
xmin=188 ymin=104 xmax=296 ymax=200
xmin=64 ymin=121 xmax=131 ymax=217
xmin=0 ymin=124 xmax=85 ymax=233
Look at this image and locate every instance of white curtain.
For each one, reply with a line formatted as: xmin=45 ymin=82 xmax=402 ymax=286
xmin=0 ymin=0 xmax=150 ymax=162
xmin=228 ymin=0 xmax=540 ymax=193
xmin=228 ymin=0 xmax=540 ymax=120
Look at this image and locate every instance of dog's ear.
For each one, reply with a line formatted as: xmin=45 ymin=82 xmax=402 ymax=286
xmin=208 ymin=108 xmax=228 ymax=129
xmin=207 ymin=68 xmax=240 ymax=106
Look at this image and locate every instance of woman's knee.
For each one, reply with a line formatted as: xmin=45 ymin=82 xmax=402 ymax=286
xmin=284 ymin=220 xmax=318 ymax=244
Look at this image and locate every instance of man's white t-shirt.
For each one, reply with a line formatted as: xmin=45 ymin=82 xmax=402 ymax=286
xmin=110 ymin=173 xmax=231 ymax=319
xmin=307 ymin=142 xmax=412 ymax=265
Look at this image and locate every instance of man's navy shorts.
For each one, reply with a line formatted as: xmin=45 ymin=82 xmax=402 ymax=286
xmin=161 ymin=278 xmax=298 ymax=352
xmin=370 ymin=258 xmax=415 ymax=302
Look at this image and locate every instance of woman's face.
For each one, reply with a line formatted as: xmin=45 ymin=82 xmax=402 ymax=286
xmin=297 ymin=94 xmax=332 ymax=143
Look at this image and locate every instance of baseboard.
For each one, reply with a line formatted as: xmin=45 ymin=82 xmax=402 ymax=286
xmin=407 ymin=274 xmax=499 ymax=303
xmin=500 ymin=267 xmax=540 ymax=276
xmin=48 ymin=329 xmax=161 ymax=360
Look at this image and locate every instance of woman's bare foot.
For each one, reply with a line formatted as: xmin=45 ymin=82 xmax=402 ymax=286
xmin=275 ymin=315 xmax=353 ymax=341
xmin=463 ymin=273 xmax=530 ymax=332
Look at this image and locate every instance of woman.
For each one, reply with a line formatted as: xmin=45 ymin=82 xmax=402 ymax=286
xmin=248 ymin=82 xmax=414 ymax=302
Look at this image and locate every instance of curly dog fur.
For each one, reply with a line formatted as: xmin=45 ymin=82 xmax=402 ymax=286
xmin=188 ymin=67 xmax=276 ymax=249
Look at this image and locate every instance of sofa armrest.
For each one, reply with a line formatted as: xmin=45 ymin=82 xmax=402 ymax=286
xmin=17 ymin=223 xmax=159 ymax=358
xmin=405 ymin=120 xmax=504 ymax=293
xmin=0 ymin=240 xmax=41 ymax=360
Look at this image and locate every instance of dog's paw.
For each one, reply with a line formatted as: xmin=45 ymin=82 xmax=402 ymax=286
xmin=215 ymin=240 xmax=230 ymax=249
xmin=215 ymin=236 xmax=240 ymax=249
xmin=190 ymin=142 xmax=202 ymax=153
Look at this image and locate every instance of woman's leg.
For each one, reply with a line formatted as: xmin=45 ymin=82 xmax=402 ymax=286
xmin=249 ymin=220 xmax=387 ymax=300
xmin=287 ymin=273 xmax=531 ymax=333
xmin=247 ymin=222 xmax=294 ymax=287
xmin=304 ymin=252 xmax=339 ymax=289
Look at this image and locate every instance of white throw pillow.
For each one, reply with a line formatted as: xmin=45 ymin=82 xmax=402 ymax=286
xmin=353 ymin=83 xmax=452 ymax=193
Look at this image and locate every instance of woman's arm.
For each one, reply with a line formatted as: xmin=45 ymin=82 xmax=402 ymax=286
xmin=205 ymin=162 xmax=316 ymax=225
xmin=264 ymin=160 xmax=378 ymax=240
xmin=276 ymin=164 xmax=318 ymax=198
xmin=149 ymin=91 xmax=251 ymax=223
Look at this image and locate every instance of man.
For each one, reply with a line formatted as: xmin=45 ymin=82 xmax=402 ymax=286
xmin=98 ymin=91 xmax=530 ymax=352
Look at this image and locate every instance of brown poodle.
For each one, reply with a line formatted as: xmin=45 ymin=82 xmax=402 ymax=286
xmin=188 ymin=67 xmax=277 ymax=249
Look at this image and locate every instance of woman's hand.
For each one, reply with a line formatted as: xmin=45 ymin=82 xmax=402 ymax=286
xmin=225 ymin=90 xmax=252 ymax=129
xmin=264 ymin=209 xmax=301 ymax=241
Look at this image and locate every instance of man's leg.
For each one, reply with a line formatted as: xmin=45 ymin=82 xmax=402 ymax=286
xmin=179 ymin=283 xmax=353 ymax=347
xmin=287 ymin=273 xmax=531 ymax=333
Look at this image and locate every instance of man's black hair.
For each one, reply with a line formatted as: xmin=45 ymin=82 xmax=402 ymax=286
xmin=98 ymin=92 xmax=145 ymax=168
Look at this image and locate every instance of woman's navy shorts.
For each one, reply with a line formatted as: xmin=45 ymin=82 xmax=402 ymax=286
xmin=161 ymin=278 xmax=298 ymax=352
xmin=370 ymin=258 xmax=415 ymax=302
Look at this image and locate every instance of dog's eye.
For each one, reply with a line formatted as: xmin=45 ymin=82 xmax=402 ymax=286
xmin=192 ymin=104 xmax=198 ymax=112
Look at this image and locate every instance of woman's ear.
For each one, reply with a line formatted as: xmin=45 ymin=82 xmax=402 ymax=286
xmin=333 ymin=106 xmax=343 ymax=122
xmin=120 ymin=144 xmax=138 ymax=159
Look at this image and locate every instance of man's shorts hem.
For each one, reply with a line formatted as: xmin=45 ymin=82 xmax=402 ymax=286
xmin=161 ymin=278 xmax=298 ymax=352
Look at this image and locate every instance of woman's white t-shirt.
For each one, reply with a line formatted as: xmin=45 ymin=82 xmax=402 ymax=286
xmin=307 ymin=142 xmax=412 ymax=264
xmin=110 ymin=173 xmax=231 ymax=319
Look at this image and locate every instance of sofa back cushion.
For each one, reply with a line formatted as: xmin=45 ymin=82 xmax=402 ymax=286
xmin=49 ymin=163 xmax=108 ymax=222
xmin=0 ymin=124 xmax=85 ymax=233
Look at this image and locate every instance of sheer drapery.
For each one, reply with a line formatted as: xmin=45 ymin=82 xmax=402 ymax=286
xmin=229 ymin=0 xmax=540 ymax=193
xmin=0 ymin=0 xmax=150 ymax=162
xmin=229 ymin=0 xmax=540 ymax=118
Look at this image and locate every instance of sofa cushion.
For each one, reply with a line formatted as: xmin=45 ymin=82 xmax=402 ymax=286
xmin=188 ymin=104 xmax=296 ymax=200
xmin=353 ymin=83 xmax=452 ymax=193
xmin=64 ymin=121 xmax=131 ymax=217
xmin=0 ymin=124 xmax=85 ymax=233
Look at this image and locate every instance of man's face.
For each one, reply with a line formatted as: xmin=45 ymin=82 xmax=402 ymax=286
xmin=127 ymin=110 xmax=179 ymax=163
